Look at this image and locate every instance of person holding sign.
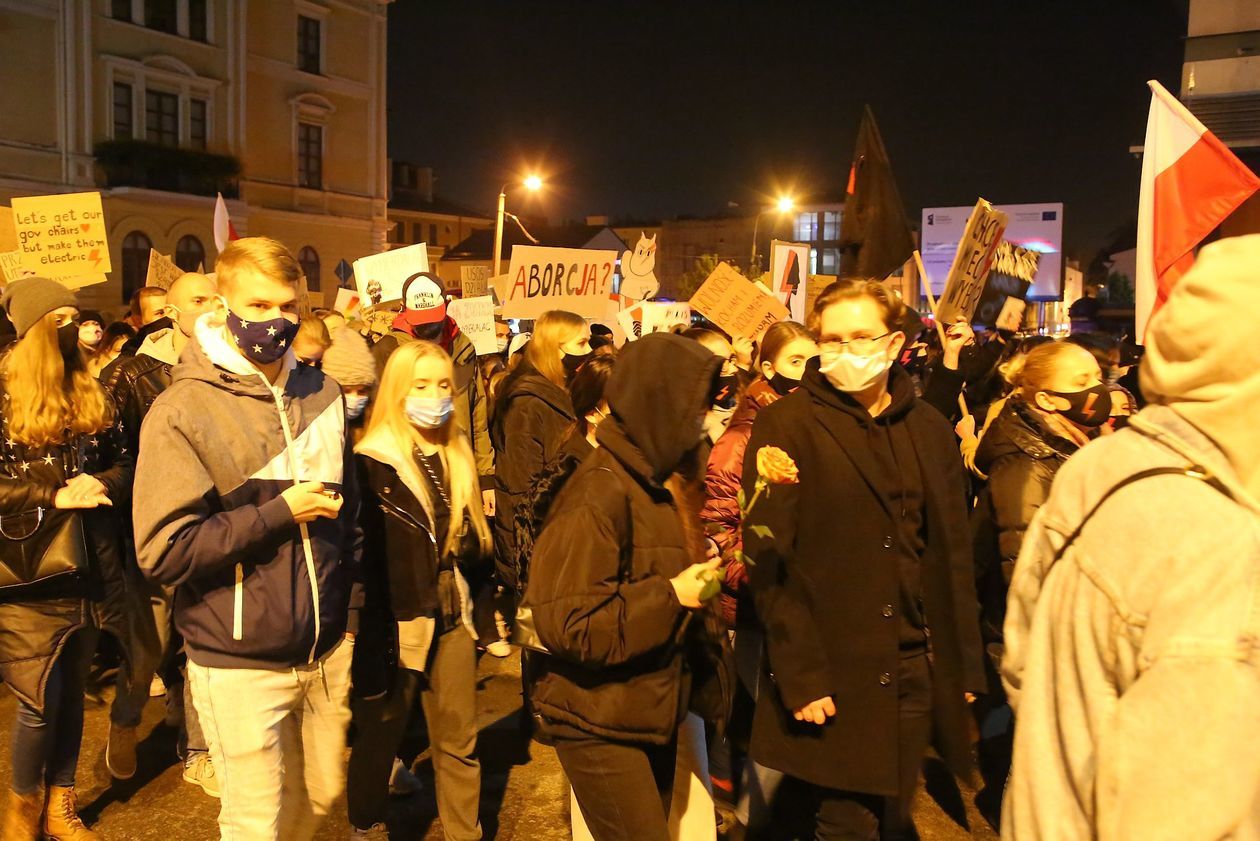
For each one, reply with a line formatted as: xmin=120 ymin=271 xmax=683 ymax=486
xmin=742 ymin=279 xmax=984 ymax=840
xmin=0 ymin=277 xmax=135 ymax=841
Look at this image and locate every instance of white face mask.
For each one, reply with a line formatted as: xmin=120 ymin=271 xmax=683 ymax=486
xmin=819 ymin=347 xmax=895 ymax=393
xmin=496 ymin=336 xmax=510 ymax=354
xmin=345 ymin=394 xmax=369 ymax=420
xmin=78 ymin=324 xmax=103 ymax=348
xmin=405 ymin=395 xmax=453 ymax=429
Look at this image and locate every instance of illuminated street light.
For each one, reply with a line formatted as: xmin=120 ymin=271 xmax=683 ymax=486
xmin=750 ymin=195 xmax=799 ymax=270
xmin=524 ymin=174 xmax=543 ymax=192
xmin=776 ymin=196 xmax=795 ymax=213
xmin=494 ymin=175 xmax=546 ymax=276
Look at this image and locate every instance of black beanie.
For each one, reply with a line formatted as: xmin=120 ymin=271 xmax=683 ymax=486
xmin=0 ymin=277 xmax=77 ymax=338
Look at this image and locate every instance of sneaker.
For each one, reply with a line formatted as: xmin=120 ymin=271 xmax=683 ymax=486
xmin=482 ymin=639 xmax=512 ymax=658
xmin=105 ymin=723 xmax=138 ymax=780
xmin=149 ymin=674 xmax=167 ymax=698
xmin=183 ymin=752 xmax=220 ymax=799
xmin=388 ymin=757 xmax=423 ymax=797
xmin=349 ymin=823 xmax=386 ymax=839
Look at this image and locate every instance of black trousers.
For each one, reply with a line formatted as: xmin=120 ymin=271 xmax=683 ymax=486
xmin=813 ymin=652 xmax=933 ymax=841
xmin=554 ymin=734 xmax=678 ymax=841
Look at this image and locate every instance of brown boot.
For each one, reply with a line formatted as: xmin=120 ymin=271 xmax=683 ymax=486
xmin=43 ymin=786 xmax=101 ymax=841
xmin=2 ymin=789 xmax=42 ymax=841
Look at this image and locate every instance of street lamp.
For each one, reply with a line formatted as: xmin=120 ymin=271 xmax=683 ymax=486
xmin=493 ymin=175 xmax=543 ymax=277
xmin=750 ymin=196 xmax=797 ymax=271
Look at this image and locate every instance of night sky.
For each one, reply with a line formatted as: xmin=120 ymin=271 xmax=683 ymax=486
xmin=387 ymin=1 xmax=1187 ymax=261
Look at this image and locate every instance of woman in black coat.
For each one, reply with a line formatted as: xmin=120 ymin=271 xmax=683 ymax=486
xmin=743 ymin=279 xmax=985 ymax=841
xmin=0 ymin=278 xmax=137 ymax=839
xmin=525 ymin=333 xmax=730 ymax=841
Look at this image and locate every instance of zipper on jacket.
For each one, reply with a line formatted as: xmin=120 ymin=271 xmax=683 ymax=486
xmin=233 ymin=563 xmax=244 ymax=641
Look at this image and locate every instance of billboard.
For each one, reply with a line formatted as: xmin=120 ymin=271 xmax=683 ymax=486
xmin=921 ymin=202 xmax=1063 ymax=301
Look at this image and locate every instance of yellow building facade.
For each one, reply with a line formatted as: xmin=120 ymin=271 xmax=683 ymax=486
xmin=0 ymin=0 xmax=390 ymax=316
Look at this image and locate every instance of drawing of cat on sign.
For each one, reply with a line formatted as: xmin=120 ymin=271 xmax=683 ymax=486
xmin=619 ymin=232 xmax=659 ymax=301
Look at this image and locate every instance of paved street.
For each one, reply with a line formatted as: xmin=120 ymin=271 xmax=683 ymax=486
xmin=0 ymin=654 xmax=1000 ymax=840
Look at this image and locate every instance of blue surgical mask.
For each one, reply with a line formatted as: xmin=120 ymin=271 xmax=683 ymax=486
xmin=224 ymin=302 xmax=298 ymax=365
xmin=345 ymin=394 xmax=369 ymax=420
xmin=405 ymin=395 xmax=454 ymax=429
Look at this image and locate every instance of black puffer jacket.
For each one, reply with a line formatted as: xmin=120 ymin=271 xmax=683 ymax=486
xmin=525 ymin=334 xmax=729 ymax=745
xmin=101 ymin=341 xmax=173 ymax=456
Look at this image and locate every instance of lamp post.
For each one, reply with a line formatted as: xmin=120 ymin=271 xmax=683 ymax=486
xmin=493 ymin=175 xmax=543 ymax=277
xmin=749 ymin=196 xmax=796 ymax=272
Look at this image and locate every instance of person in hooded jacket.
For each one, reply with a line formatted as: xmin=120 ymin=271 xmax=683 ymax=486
xmin=524 ymin=332 xmax=731 ymax=841
xmin=743 ymin=278 xmax=985 ymax=841
xmin=0 ymin=278 xmax=135 ymax=841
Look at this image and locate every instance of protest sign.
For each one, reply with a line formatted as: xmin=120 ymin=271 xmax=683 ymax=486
xmin=0 ymin=207 xmax=16 ymax=254
xmin=936 ymin=199 xmax=1007 ymax=325
xmin=616 ymin=304 xmax=645 ymax=341
xmin=806 ymin=274 xmax=837 ymax=322
xmin=448 ymin=295 xmax=497 ymax=355
xmin=643 ymin=301 xmax=691 ymax=334
xmin=333 ymin=287 xmax=361 ymax=318
xmin=689 ymin=261 xmax=790 ymax=340
xmin=460 ymin=265 xmax=490 ymax=299
xmin=0 ymin=251 xmax=33 ymax=284
xmin=144 ymin=249 xmax=183 ymax=291
xmin=501 ymin=245 xmax=618 ymax=320
xmin=975 ymin=241 xmax=1039 ymax=328
xmin=10 ymin=192 xmax=111 ymax=279
xmin=353 ymin=242 xmax=429 ymax=308
xmin=770 ymin=240 xmax=811 ymax=323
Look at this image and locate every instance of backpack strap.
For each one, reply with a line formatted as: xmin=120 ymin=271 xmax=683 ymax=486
xmin=1049 ymin=464 xmax=1233 ymax=569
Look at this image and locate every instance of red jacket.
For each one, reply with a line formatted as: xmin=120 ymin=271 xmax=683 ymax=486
xmin=701 ymin=379 xmax=782 ymax=627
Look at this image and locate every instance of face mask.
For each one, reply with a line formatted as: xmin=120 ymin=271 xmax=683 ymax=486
xmin=819 ymin=347 xmax=894 ymax=393
xmin=78 ymin=324 xmax=102 ymax=348
xmin=704 ymin=407 xmax=734 ymax=444
xmin=224 ymin=305 xmax=298 ymax=365
xmin=345 ymin=394 xmax=369 ymax=420
xmin=768 ymin=371 xmax=801 ymax=397
xmin=713 ymin=374 xmax=740 ymax=409
xmin=167 ymin=305 xmax=203 ymax=339
xmin=58 ymin=323 xmax=81 ymax=359
xmin=405 ymin=395 xmax=454 ymax=429
xmin=562 ymin=351 xmax=589 ymax=381
xmin=1045 ymin=383 xmax=1112 ymax=428
xmin=1105 ymin=366 xmax=1129 ymax=385
xmin=496 ymin=336 xmax=510 ymax=354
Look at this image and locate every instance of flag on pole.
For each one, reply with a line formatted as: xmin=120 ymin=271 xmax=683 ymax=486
xmin=838 ymin=105 xmax=915 ymax=280
xmin=213 ymin=192 xmax=239 ymax=254
xmin=1136 ymin=80 xmax=1260 ymax=341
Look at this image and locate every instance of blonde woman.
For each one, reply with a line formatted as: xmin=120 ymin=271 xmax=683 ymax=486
xmin=0 ymin=278 xmax=136 ymax=840
xmin=350 ymin=340 xmax=493 ymax=840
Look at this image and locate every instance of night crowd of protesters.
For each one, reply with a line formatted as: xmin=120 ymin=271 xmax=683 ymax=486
xmin=0 ymin=233 xmax=1256 ymax=841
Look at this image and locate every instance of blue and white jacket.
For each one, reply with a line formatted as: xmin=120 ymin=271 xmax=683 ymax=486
xmin=133 ymin=315 xmax=361 ymax=670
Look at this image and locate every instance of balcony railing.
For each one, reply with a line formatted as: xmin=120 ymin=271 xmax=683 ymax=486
xmin=94 ymin=140 xmax=242 ymax=198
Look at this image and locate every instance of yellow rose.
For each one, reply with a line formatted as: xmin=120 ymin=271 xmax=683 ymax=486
xmin=755 ymin=446 xmax=799 ymax=485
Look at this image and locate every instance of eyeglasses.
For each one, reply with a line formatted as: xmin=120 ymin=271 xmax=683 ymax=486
xmin=817 ymin=332 xmax=892 ymax=355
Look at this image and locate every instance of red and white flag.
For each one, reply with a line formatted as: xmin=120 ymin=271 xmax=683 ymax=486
xmin=213 ymin=192 xmax=239 ymax=254
xmin=1136 ymin=80 xmax=1260 ymax=340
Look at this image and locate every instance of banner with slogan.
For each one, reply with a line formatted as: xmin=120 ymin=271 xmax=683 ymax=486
xmin=975 ymin=241 xmax=1039 ymax=329
xmin=8 ymin=193 xmax=110 ymax=288
xmin=144 ymin=249 xmax=184 ymax=291
xmin=353 ymin=242 xmax=429 ymax=309
xmin=460 ymin=265 xmax=489 ymax=299
xmin=770 ymin=240 xmax=811 ymax=324
xmin=936 ymin=199 xmax=1007 ymax=325
xmin=689 ymin=261 xmax=790 ymax=340
xmin=448 ymin=295 xmax=497 ymax=355
xmin=617 ymin=301 xmax=692 ymax=341
xmin=501 ymin=245 xmax=618 ymax=320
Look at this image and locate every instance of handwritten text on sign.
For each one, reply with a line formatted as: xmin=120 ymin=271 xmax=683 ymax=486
xmin=690 ymin=262 xmax=789 ymax=339
xmin=502 ymin=245 xmax=617 ymax=320
xmin=936 ymin=199 xmax=1007 ymax=325
xmin=448 ymin=295 xmax=497 ymax=355
xmin=10 ymin=192 xmax=112 ymax=278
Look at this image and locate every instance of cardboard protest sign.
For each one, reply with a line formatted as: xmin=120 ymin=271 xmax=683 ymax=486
xmin=144 ymin=249 xmax=183 ymax=291
xmin=616 ymin=304 xmax=645 ymax=341
xmin=936 ymin=199 xmax=1007 ymax=325
xmin=0 ymin=207 xmax=16 ymax=254
xmin=975 ymin=241 xmax=1039 ymax=328
xmin=770 ymin=240 xmax=811 ymax=323
xmin=619 ymin=232 xmax=659 ymax=301
xmin=643 ymin=301 xmax=691 ymax=334
xmin=448 ymin=295 xmax=497 ymax=355
xmin=460 ymin=265 xmax=489 ymax=299
xmin=0 ymin=251 xmax=34 ymax=284
xmin=353 ymin=243 xmax=429 ymax=309
xmin=806 ymin=274 xmax=837 ymax=321
xmin=333 ymin=287 xmax=361 ymax=318
xmin=501 ymin=245 xmax=618 ymax=320
xmin=10 ymin=192 xmax=111 ymax=279
xmin=689 ymin=261 xmax=790 ymax=340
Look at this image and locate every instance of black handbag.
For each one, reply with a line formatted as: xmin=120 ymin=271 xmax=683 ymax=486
xmin=0 ymin=506 xmax=90 ymax=602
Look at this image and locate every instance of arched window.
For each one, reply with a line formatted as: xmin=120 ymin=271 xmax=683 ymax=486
xmin=121 ymin=231 xmax=153 ymax=304
xmin=298 ymin=246 xmax=320 ymax=292
xmin=175 ymin=235 xmax=205 ymax=272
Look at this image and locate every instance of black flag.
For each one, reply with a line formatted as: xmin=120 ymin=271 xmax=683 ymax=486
xmin=839 ymin=106 xmax=915 ymax=280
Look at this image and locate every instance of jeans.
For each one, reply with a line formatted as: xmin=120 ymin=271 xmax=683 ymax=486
xmin=732 ymin=628 xmax=784 ymax=831
xmin=10 ymin=628 xmax=97 ymax=795
xmin=556 ymin=735 xmax=678 ymax=841
xmin=347 ymin=627 xmax=482 ymax=840
xmin=188 ymin=637 xmax=354 ymax=841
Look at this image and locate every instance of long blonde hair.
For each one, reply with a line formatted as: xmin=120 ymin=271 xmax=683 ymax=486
xmin=526 ymin=310 xmax=586 ymax=386
xmin=366 ymin=340 xmax=491 ymax=556
xmin=3 ymin=314 xmax=112 ymax=447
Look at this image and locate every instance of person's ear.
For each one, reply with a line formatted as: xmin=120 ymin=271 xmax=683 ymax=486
xmin=888 ymin=331 xmax=906 ymax=360
xmin=760 ymin=359 xmax=775 ymax=380
xmin=1034 ymin=391 xmax=1061 ymax=413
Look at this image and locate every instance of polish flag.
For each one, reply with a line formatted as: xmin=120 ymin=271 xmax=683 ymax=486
xmin=1136 ymin=80 xmax=1260 ymax=341
xmin=213 ymin=192 xmax=239 ymax=254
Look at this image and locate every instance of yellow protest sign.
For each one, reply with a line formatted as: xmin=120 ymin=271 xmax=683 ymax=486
xmin=0 ymin=207 xmax=16 ymax=254
xmin=144 ymin=249 xmax=183 ymax=291
xmin=689 ymin=261 xmax=789 ymax=340
xmin=10 ymin=192 xmax=111 ymax=280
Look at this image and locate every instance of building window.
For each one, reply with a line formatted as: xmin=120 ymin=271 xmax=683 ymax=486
xmin=297 ymin=16 xmax=321 ymax=74
xmin=112 ymin=0 xmax=133 ymax=21
xmin=145 ymin=90 xmax=179 ymax=146
xmin=822 ymin=211 xmax=840 ymax=241
xmin=145 ymin=0 xmax=178 ymax=34
xmin=297 ymin=123 xmax=322 ymax=189
xmin=121 ymin=231 xmax=153 ymax=303
xmin=411 ymin=222 xmax=424 ymax=243
xmin=113 ymin=83 xmax=133 ymax=140
xmin=188 ymin=0 xmax=208 ymax=42
xmin=298 ymin=247 xmax=320 ymax=292
xmin=175 ymin=235 xmax=205 ymax=272
xmin=429 ymin=223 xmax=438 ymax=244
xmin=189 ymin=99 xmax=207 ymax=149
xmin=794 ymin=212 xmax=818 ymax=242
xmin=819 ymin=247 xmax=842 ymax=275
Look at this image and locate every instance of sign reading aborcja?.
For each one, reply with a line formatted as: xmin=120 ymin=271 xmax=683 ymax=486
xmin=501 ymin=245 xmax=618 ymax=320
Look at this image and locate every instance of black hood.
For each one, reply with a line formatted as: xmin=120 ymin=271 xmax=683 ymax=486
xmin=601 ymin=333 xmax=722 ymax=483
xmin=490 ymin=360 xmax=574 ymax=443
xmin=801 ymin=356 xmax=917 ymax=427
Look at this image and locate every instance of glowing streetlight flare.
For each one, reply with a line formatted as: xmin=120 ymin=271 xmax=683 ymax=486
xmin=524 ymin=175 xmax=543 ymax=191
xmin=776 ymin=196 xmax=795 ymax=213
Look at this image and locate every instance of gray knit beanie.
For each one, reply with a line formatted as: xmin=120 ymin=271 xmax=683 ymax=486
xmin=0 ymin=276 xmax=77 ymax=338
xmin=322 ymin=327 xmax=378 ymax=388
